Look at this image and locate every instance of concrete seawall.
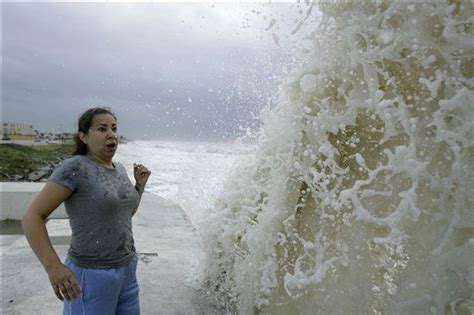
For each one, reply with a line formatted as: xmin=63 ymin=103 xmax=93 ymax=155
xmin=1 ymin=182 xmax=67 ymax=220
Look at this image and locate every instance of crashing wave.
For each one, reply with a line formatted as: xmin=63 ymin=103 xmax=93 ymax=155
xmin=203 ymin=1 xmax=474 ymax=314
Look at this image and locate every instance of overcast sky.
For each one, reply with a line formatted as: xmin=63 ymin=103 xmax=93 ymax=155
xmin=1 ymin=1 xmax=317 ymax=141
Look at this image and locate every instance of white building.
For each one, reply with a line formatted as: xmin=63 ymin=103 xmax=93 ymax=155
xmin=2 ymin=122 xmax=35 ymax=140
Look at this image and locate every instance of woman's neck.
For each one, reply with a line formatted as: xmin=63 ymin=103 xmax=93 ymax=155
xmin=86 ymin=152 xmax=114 ymax=168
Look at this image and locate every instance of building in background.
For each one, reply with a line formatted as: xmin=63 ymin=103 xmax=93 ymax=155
xmin=2 ymin=122 xmax=35 ymax=140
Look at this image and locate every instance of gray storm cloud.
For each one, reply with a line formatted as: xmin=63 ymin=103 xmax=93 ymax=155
xmin=2 ymin=2 xmax=302 ymax=141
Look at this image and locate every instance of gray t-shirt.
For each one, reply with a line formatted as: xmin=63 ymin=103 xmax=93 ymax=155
xmin=49 ymin=155 xmax=138 ymax=268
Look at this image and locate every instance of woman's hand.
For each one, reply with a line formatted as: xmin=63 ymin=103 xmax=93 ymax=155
xmin=46 ymin=263 xmax=82 ymax=301
xmin=133 ymin=163 xmax=151 ymax=193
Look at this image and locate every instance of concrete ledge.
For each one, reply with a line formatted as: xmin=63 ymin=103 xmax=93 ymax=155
xmin=1 ymin=182 xmax=67 ymax=220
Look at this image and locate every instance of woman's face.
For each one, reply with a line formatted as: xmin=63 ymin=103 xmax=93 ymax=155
xmin=80 ymin=113 xmax=118 ymax=162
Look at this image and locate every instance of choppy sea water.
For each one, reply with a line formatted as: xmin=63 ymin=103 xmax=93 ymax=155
xmin=115 ymin=140 xmax=254 ymax=226
xmin=199 ymin=1 xmax=474 ymax=314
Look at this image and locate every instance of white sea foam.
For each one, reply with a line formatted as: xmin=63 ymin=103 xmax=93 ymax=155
xmin=115 ymin=140 xmax=253 ymax=226
xmin=202 ymin=1 xmax=474 ymax=313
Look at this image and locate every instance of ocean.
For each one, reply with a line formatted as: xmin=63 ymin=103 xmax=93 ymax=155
xmin=115 ymin=140 xmax=254 ymax=227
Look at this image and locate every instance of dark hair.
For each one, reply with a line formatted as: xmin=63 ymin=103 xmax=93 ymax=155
xmin=73 ymin=107 xmax=117 ymax=155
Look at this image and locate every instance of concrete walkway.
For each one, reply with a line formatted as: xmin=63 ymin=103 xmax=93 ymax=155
xmin=1 ymin=193 xmax=223 ymax=314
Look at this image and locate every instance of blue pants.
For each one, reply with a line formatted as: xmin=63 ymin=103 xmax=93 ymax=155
xmin=63 ymin=255 xmax=140 ymax=315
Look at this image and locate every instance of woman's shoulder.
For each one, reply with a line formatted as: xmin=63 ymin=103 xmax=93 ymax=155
xmin=49 ymin=155 xmax=87 ymax=189
xmin=55 ymin=155 xmax=87 ymax=170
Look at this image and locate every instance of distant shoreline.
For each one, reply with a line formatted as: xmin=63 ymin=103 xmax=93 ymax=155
xmin=0 ymin=139 xmax=66 ymax=146
xmin=0 ymin=142 xmax=74 ymax=182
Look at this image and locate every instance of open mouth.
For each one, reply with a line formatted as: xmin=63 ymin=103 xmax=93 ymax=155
xmin=106 ymin=143 xmax=117 ymax=149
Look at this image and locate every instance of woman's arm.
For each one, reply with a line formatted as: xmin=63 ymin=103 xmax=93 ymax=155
xmin=21 ymin=182 xmax=81 ymax=301
xmin=132 ymin=185 xmax=144 ymax=216
xmin=132 ymin=163 xmax=151 ymax=216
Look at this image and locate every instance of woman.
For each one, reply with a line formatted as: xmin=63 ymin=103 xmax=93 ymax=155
xmin=22 ymin=107 xmax=151 ymax=315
